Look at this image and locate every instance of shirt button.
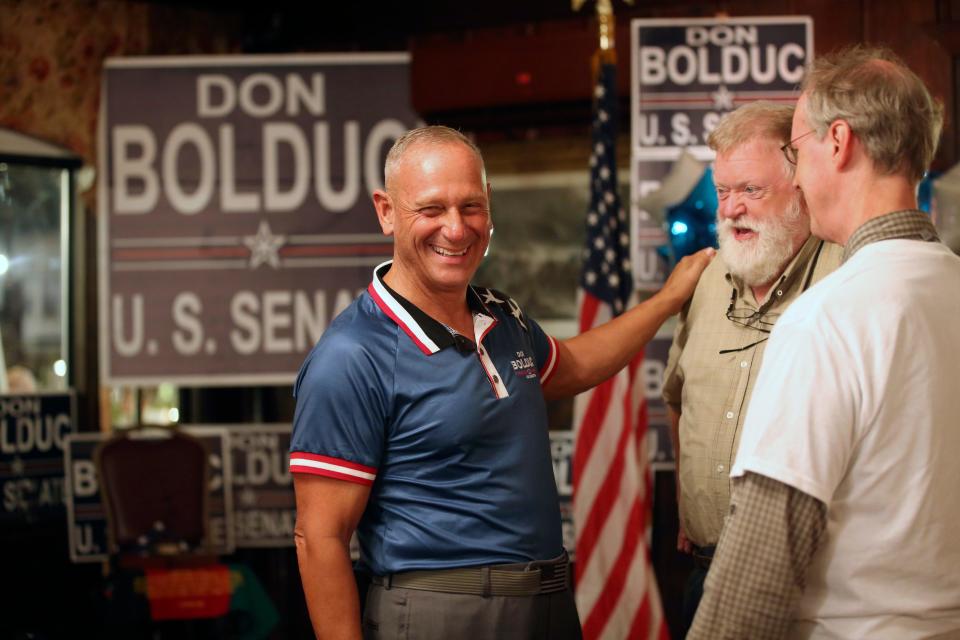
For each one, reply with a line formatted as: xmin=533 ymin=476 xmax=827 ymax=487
xmin=717 ymin=464 xmax=725 ymax=473
xmin=726 ymin=411 xmax=734 ymax=419
xmin=776 ymin=290 xmax=783 ymax=297
xmin=740 ymin=360 xmax=748 ymax=368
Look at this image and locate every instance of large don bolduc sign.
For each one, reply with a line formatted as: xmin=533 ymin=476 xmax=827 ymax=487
xmin=629 ymin=17 xmax=812 ymax=290
xmin=98 ymin=53 xmax=419 ymax=385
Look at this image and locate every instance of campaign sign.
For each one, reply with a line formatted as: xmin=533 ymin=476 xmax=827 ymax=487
xmin=642 ymin=336 xmax=674 ymax=468
xmin=64 ymin=427 xmax=234 ymax=563
xmin=98 ymin=53 xmax=419 ymax=386
xmin=229 ymin=424 xmax=295 ymax=547
xmin=0 ymin=393 xmax=75 ymax=526
xmin=629 ymin=17 xmax=812 ymax=289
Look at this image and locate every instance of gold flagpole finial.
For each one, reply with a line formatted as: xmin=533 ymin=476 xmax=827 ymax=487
xmin=573 ymin=0 xmax=634 ymax=58
xmin=596 ymin=0 xmax=614 ymax=51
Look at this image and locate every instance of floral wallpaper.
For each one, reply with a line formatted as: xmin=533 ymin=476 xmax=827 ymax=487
xmin=0 ymin=0 xmax=242 ymax=202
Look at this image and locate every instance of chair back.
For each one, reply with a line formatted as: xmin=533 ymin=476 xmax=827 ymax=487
xmin=95 ymin=427 xmax=209 ymax=556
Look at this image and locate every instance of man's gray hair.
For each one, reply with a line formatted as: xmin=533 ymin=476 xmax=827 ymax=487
xmin=707 ymin=101 xmax=795 ymax=154
xmin=707 ymin=101 xmax=795 ymax=176
xmin=802 ymin=45 xmax=943 ymax=184
xmin=384 ymin=125 xmax=485 ymax=190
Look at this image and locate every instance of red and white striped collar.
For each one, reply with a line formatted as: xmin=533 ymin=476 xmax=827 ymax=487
xmin=368 ymin=260 xmax=494 ymax=356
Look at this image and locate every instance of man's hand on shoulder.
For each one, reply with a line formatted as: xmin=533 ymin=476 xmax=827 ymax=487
xmin=659 ymin=247 xmax=715 ymax=315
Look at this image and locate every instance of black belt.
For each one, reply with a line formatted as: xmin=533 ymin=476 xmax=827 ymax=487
xmin=370 ymin=552 xmax=570 ymax=597
xmin=692 ymin=545 xmax=715 ymax=570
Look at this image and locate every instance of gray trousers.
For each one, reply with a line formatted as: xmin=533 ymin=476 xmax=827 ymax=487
xmin=362 ymin=583 xmax=583 ymax=640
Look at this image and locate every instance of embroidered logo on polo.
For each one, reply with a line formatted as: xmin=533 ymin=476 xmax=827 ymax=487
xmin=510 ymin=350 xmax=538 ymax=380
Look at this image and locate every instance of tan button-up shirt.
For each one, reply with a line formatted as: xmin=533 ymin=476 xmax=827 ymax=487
xmin=662 ymin=235 xmax=842 ymax=547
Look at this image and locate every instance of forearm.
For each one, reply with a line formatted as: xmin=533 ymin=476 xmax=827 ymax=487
xmin=546 ymin=292 xmax=676 ymax=399
xmin=687 ymin=472 xmax=826 ymax=640
xmin=295 ymin=532 xmax=362 ymax=640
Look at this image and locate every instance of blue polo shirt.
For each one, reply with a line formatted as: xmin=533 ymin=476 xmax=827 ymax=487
xmin=290 ymin=261 xmax=564 ymax=575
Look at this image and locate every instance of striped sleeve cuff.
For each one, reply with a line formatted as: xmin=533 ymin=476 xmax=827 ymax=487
xmin=539 ymin=335 xmax=560 ymax=386
xmin=289 ymin=452 xmax=377 ymax=486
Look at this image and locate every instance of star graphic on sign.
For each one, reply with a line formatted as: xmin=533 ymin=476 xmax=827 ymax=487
xmin=712 ymin=85 xmax=735 ymax=111
xmin=481 ymin=289 xmax=504 ymax=305
xmin=10 ymin=456 xmax=24 ymax=476
xmin=240 ymin=487 xmax=257 ymax=507
xmin=244 ymin=220 xmax=286 ymax=269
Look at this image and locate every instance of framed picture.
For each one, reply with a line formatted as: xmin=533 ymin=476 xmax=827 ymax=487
xmin=478 ymin=170 xmax=632 ymax=339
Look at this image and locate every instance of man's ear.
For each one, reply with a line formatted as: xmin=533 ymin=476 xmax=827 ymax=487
xmin=372 ymin=190 xmax=394 ymax=236
xmin=830 ymin=119 xmax=855 ymax=171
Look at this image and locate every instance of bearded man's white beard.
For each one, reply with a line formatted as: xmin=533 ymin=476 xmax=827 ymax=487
xmin=717 ymin=197 xmax=809 ymax=288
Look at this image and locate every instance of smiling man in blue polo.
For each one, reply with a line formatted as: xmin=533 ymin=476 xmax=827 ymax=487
xmin=289 ymin=125 xmax=713 ymax=640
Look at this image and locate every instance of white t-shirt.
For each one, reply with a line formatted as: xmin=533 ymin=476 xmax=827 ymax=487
xmin=733 ymin=240 xmax=960 ymax=640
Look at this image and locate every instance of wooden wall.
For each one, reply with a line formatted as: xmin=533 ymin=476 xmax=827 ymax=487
xmin=413 ymin=0 xmax=957 ymax=172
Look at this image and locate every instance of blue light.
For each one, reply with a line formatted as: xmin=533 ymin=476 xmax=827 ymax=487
xmin=671 ymin=221 xmax=689 ymax=236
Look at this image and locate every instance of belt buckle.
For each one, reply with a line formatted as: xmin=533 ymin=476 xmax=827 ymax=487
xmin=531 ymin=556 xmax=568 ymax=592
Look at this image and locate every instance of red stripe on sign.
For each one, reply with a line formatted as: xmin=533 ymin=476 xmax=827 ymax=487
xmin=114 ymin=247 xmax=248 ymax=260
xmin=281 ymin=244 xmax=393 ymax=257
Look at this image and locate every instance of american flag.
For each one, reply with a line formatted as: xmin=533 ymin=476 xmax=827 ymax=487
xmin=573 ymin=62 xmax=669 ymax=640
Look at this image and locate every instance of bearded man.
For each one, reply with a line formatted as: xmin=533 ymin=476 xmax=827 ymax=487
xmin=661 ymin=101 xmax=841 ymax=635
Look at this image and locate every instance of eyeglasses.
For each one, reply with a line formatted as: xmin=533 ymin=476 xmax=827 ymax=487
xmin=725 ymin=306 xmax=780 ymax=332
xmin=780 ymin=130 xmax=816 ymax=165
xmin=719 ymin=286 xmax=781 ymax=353
xmin=719 ymin=297 xmax=780 ymax=354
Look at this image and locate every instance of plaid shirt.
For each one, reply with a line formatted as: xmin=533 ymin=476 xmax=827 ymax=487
xmin=842 ymin=209 xmax=940 ymax=262
xmin=689 ymin=209 xmax=942 ymax=639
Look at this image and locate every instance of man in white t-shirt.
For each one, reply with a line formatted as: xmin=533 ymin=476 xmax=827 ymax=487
xmin=688 ymin=45 xmax=960 ymax=640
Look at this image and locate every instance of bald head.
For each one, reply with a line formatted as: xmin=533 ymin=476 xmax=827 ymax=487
xmin=384 ymin=126 xmax=486 ymax=193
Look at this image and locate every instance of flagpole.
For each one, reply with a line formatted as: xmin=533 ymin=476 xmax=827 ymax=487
xmin=572 ymin=2 xmax=670 ymax=639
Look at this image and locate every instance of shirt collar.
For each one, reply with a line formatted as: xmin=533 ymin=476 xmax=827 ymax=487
xmin=724 ymin=234 xmax=824 ymax=308
xmin=842 ymin=209 xmax=940 ymax=262
xmin=367 ymin=260 xmax=493 ymax=356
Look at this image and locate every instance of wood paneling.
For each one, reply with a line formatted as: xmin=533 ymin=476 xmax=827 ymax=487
xmin=412 ymin=0 xmax=956 ymax=169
